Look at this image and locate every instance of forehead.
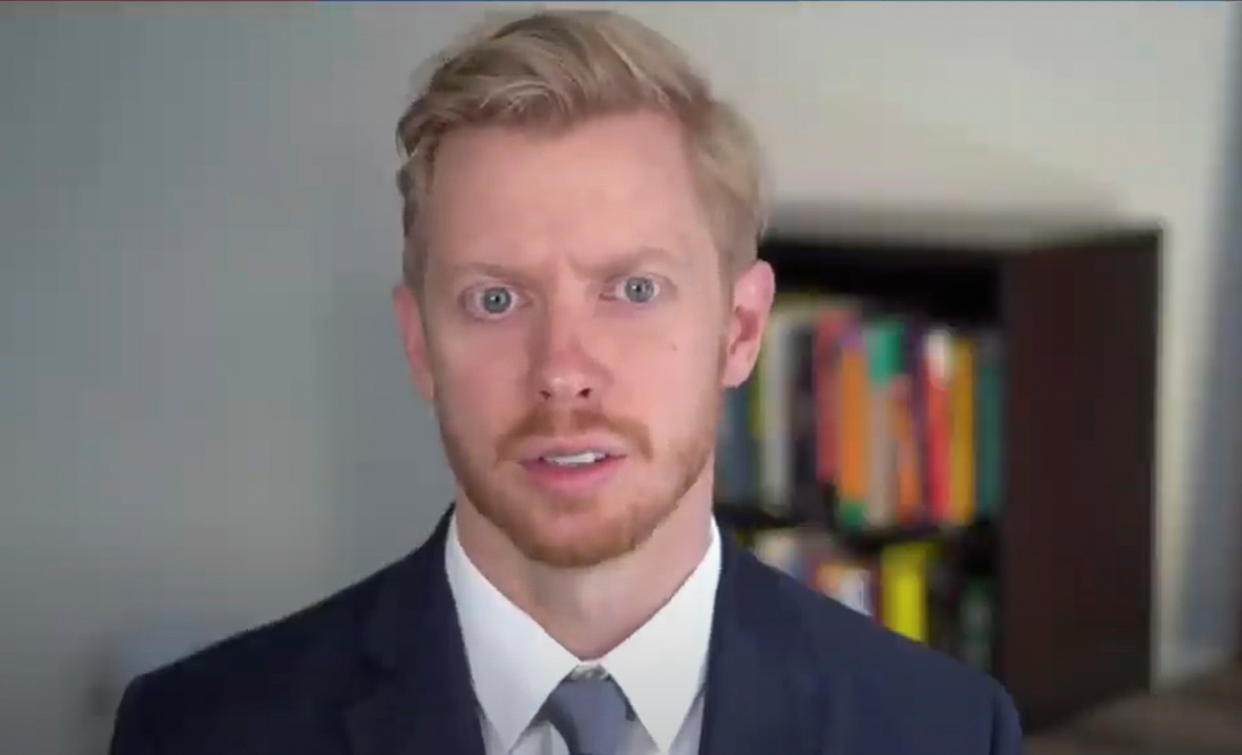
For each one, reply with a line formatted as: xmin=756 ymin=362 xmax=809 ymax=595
xmin=424 ymin=110 xmax=716 ymax=272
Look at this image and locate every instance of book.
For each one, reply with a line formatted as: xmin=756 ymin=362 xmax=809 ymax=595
xmin=866 ymin=318 xmax=905 ymax=529
xmin=893 ymin=371 xmax=922 ymax=527
xmin=836 ymin=319 xmax=870 ymax=531
xmin=949 ymin=333 xmax=978 ymax=526
xmin=717 ymin=292 xmax=1003 ymax=540
xmin=904 ymin=320 xmax=933 ymax=528
xmin=813 ymin=305 xmax=857 ymax=487
xmin=754 ymin=299 xmax=835 ymax=509
xmin=922 ymin=328 xmax=953 ymax=524
xmin=975 ymin=333 xmax=1004 ymax=519
xmin=880 ymin=541 xmax=938 ymax=643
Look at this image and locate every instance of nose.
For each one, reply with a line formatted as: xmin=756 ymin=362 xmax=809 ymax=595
xmin=529 ymin=305 xmax=608 ymax=405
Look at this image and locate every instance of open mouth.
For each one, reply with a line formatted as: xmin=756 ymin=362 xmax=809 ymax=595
xmin=538 ymin=450 xmax=614 ymax=467
xmin=519 ymin=448 xmax=626 ymax=492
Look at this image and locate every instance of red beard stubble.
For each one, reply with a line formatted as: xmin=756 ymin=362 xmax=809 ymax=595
xmin=438 ymin=396 xmax=722 ymax=568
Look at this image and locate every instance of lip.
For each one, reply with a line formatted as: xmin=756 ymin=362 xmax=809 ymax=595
xmin=518 ymin=453 xmax=627 ymax=496
xmin=513 ymin=435 xmax=630 ymax=463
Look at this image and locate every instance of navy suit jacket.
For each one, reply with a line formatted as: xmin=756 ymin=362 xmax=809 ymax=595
xmin=110 ymin=511 xmax=1022 ymax=754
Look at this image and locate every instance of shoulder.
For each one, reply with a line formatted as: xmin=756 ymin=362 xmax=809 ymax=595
xmin=111 ymin=554 xmax=405 ymax=749
xmin=733 ymin=550 xmax=1021 ymax=752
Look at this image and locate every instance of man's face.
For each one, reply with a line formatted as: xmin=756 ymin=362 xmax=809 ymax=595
xmin=394 ymin=110 xmax=771 ymax=568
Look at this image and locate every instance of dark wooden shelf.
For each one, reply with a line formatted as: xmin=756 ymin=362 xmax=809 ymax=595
xmin=740 ymin=218 xmax=1159 ymax=731
xmin=712 ymin=501 xmax=805 ymax=530
xmin=713 ymin=500 xmax=973 ymax=552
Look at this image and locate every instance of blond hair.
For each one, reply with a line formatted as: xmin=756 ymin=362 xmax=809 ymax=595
xmin=394 ymin=10 xmax=765 ymax=288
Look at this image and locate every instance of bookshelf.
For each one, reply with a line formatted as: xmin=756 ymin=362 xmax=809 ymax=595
xmin=714 ymin=213 xmax=1159 ymax=730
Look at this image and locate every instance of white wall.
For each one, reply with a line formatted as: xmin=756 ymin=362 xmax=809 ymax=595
xmin=0 ymin=4 xmax=1237 ymax=754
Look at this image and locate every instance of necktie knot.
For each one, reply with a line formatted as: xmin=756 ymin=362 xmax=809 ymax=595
xmin=542 ymin=674 xmax=628 ymax=755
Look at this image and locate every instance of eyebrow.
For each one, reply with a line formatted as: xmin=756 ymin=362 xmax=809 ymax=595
xmin=445 ymin=246 xmax=685 ymax=286
xmin=443 ymin=261 xmax=544 ymax=289
xmin=570 ymin=245 xmax=686 ymax=279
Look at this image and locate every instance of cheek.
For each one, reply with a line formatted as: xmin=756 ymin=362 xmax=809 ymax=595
xmin=615 ymin=326 xmax=720 ymax=422
xmin=432 ymin=326 xmax=526 ymax=429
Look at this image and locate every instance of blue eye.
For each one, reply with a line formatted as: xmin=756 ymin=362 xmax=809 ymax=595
xmin=614 ymin=276 xmax=659 ymax=304
xmin=464 ymin=285 xmax=519 ymax=319
xmin=480 ymin=287 xmax=512 ymax=314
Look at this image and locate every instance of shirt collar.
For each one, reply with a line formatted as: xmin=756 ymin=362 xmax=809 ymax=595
xmin=445 ymin=515 xmax=578 ymax=754
xmin=600 ymin=522 xmax=720 ymax=752
xmin=445 ymin=514 xmax=721 ymax=755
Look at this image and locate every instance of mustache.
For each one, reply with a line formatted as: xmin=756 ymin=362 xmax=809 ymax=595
xmin=497 ymin=407 xmax=654 ymax=461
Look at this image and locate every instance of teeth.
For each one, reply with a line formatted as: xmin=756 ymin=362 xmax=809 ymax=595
xmin=542 ymin=451 xmax=607 ymax=467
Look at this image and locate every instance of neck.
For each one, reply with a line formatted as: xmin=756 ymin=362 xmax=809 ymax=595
xmin=455 ymin=477 xmax=714 ymax=660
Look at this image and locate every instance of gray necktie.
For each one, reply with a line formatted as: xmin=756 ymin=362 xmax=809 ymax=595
xmin=542 ymin=675 xmax=628 ymax=755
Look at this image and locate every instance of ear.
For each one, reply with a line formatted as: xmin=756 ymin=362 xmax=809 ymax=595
xmin=392 ymin=283 xmax=437 ymax=401
xmin=721 ymin=260 xmax=775 ymax=388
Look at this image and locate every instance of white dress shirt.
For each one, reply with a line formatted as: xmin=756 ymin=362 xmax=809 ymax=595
xmin=445 ymin=514 xmax=721 ymax=755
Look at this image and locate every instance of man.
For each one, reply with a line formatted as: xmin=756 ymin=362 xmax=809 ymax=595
xmin=111 ymin=10 xmax=1020 ymax=755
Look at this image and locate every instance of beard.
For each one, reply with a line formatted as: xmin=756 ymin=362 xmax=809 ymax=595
xmin=437 ymin=388 xmax=722 ymax=569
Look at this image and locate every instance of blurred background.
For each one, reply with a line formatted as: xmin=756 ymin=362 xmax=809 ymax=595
xmin=1 ymin=2 xmax=1239 ymax=753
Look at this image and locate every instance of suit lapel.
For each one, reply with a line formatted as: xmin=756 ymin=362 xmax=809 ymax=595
xmin=345 ymin=510 xmax=486 ymax=755
xmin=698 ymin=534 xmax=832 ymax=755
xmin=342 ymin=512 xmax=843 ymax=755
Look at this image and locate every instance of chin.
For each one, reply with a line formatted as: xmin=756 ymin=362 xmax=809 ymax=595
xmin=519 ymin=496 xmax=649 ymax=568
xmin=483 ymin=488 xmax=673 ymax=569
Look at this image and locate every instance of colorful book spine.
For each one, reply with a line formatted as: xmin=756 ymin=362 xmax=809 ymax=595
xmin=893 ymin=371 xmax=922 ymax=527
xmin=836 ymin=321 xmax=870 ymax=531
xmin=814 ymin=306 xmax=855 ymax=487
xmin=727 ymin=292 xmax=1002 ymax=538
xmin=923 ymin=328 xmax=953 ymax=524
xmin=975 ymin=333 xmax=1004 ymax=519
xmin=903 ymin=319 xmax=931 ymax=526
xmin=754 ymin=300 xmax=835 ymax=510
xmin=866 ymin=318 xmax=904 ymax=529
xmin=754 ymin=310 xmax=794 ymax=508
xmin=949 ymin=334 xmax=977 ymax=526
xmin=880 ymin=542 xmax=938 ymax=643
